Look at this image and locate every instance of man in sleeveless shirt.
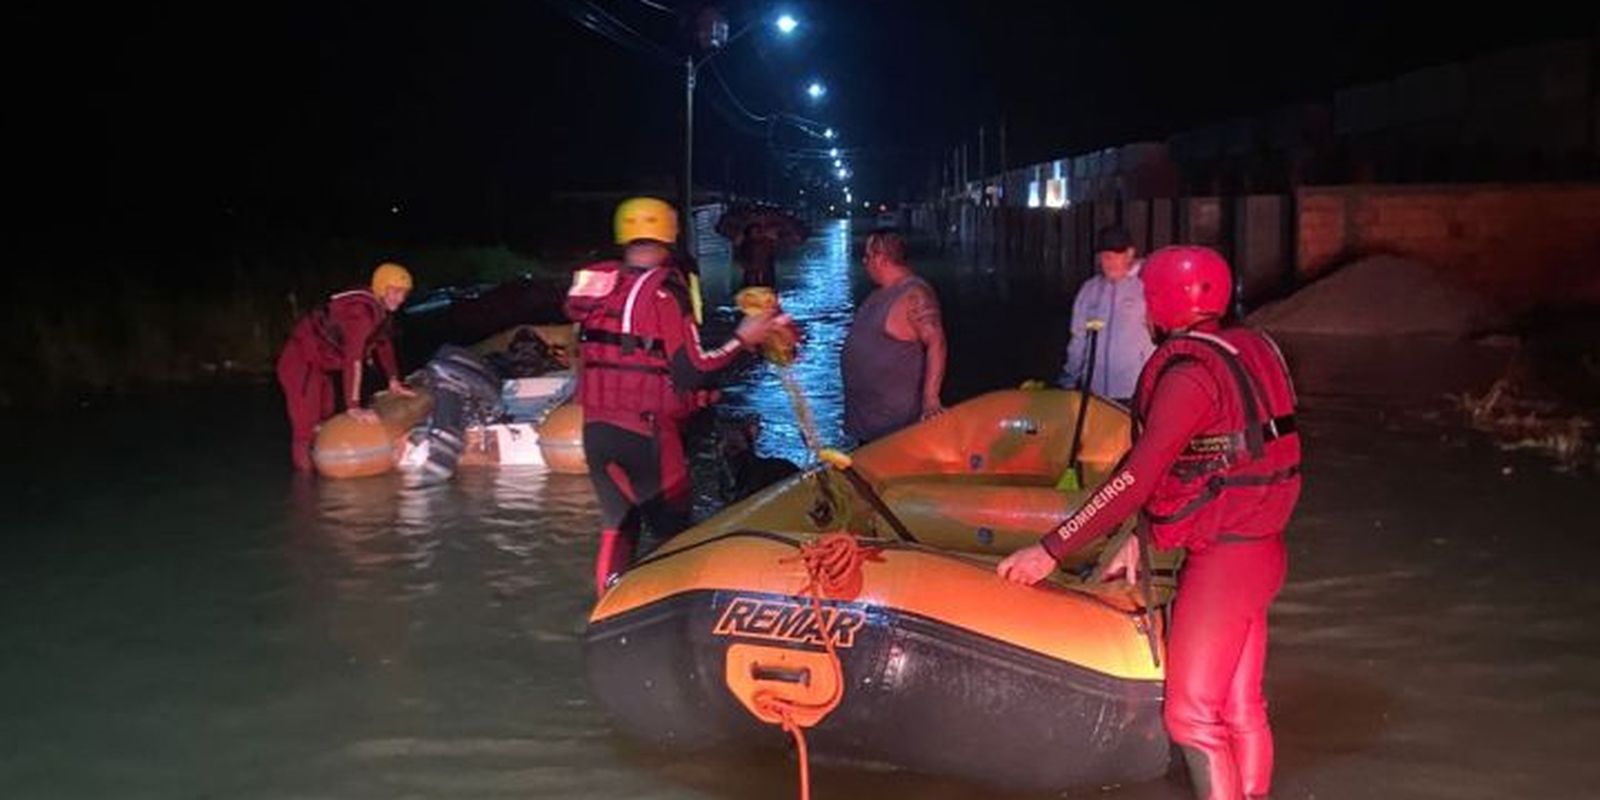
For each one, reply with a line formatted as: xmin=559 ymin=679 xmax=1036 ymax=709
xmin=841 ymin=229 xmax=947 ymax=443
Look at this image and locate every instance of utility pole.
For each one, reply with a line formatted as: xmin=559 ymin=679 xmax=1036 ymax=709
xmin=682 ymin=55 xmax=696 ymax=252
xmin=978 ymin=126 xmax=987 ymax=194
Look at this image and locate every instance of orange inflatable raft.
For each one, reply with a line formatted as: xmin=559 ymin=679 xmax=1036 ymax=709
xmin=585 ymin=389 xmax=1176 ymax=792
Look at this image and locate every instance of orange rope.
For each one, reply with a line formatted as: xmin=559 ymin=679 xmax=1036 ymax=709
xmin=757 ymin=534 xmax=880 ymax=800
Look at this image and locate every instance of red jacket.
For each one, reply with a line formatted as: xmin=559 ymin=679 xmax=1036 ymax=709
xmin=1041 ymin=325 xmax=1301 ymax=560
xmin=287 ymin=289 xmax=399 ymax=403
xmin=565 ymin=261 xmax=744 ymax=433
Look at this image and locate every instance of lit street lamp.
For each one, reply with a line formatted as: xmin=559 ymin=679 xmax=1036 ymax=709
xmin=682 ymin=10 xmax=799 ymax=250
xmin=806 ymin=80 xmax=827 ymax=100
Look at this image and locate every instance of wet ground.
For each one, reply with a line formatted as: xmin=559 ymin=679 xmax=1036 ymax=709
xmin=3 ymin=221 xmax=1598 ymax=798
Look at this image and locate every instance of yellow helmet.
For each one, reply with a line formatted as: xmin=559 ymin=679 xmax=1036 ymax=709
xmin=371 ymin=262 xmax=414 ymax=295
xmin=614 ymin=197 xmax=679 ymax=245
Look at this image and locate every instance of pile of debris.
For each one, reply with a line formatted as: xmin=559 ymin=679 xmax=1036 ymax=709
xmin=1453 ymin=312 xmax=1600 ymax=471
xmin=1247 ymin=255 xmax=1505 ymax=338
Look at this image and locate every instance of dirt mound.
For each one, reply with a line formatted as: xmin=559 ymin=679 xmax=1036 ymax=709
xmin=1248 ymin=255 xmax=1506 ymax=338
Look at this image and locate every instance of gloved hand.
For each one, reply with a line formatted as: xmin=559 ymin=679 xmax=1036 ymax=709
xmin=734 ymin=311 xmax=779 ymax=350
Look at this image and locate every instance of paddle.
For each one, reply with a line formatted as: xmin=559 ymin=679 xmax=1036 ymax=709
xmin=1056 ymin=319 xmax=1105 ymax=492
xmin=816 ymin=449 xmax=919 ymax=544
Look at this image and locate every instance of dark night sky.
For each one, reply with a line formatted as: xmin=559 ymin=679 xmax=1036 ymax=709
xmin=7 ymin=1 xmax=1594 ymax=250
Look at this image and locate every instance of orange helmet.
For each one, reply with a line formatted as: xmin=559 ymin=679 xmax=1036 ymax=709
xmin=370 ymin=262 xmax=414 ymax=295
xmin=614 ymin=197 xmax=679 ymax=245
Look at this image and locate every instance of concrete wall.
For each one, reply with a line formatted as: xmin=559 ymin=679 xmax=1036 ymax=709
xmin=1296 ymin=184 xmax=1600 ymax=308
xmin=944 ymin=38 xmax=1597 ymax=208
xmin=917 ymin=182 xmax=1600 ymax=312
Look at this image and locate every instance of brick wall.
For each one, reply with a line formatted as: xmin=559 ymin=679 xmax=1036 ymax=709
xmin=1296 ymin=184 xmax=1600 ymax=308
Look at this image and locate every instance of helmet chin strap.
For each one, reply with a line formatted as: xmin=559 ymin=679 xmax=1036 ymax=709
xmin=1151 ymin=315 xmax=1222 ymax=345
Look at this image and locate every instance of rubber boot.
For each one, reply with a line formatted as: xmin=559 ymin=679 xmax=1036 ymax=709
xmin=594 ymin=529 xmax=635 ymax=597
xmin=1180 ymin=744 xmax=1242 ymax=800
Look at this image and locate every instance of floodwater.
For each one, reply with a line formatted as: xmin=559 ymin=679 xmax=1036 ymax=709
xmin=3 ymin=221 xmax=1599 ymax=799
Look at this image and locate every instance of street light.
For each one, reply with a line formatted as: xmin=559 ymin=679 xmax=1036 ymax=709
xmin=806 ymin=81 xmax=826 ymax=100
xmin=824 ymin=128 xmax=836 ymax=139
xmin=682 ymin=10 xmax=802 ymax=251
xmin=833 ymin=159 xmax=842 ymax=168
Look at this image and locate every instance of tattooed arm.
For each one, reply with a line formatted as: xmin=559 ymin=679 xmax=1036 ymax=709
xmin=903 ymin=283 xmax=947 ymax=417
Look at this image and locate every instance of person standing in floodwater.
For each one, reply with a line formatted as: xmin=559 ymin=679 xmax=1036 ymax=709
xmin=999 ymin=246 xmax=1302 ymax=800
xmin=1058 ymin=225 xmax=1154 ymax=405
xmin=275 ymin=262 xmax=416 ymax=472
xmin=733 ymin=222 xmax=778 ymax=288
xmin=565 ymin=197 xmax=782 ymax=596
xmin=841 ymin=229 xmax=947 ymax=443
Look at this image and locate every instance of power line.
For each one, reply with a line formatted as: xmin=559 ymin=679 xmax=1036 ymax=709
xmin=707 ymin=61 xmax=770 ymax=124
xmin=629 ymin=0 xmax=675 ymax=14
xmin=579 ymin=0 xmax=676 ymax=62
xmin=545 ymin=0 xmax=675 ymax=65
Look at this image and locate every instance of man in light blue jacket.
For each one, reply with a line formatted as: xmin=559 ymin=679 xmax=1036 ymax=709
xmin=1057 ymin=226 xmax=1155 ymax=405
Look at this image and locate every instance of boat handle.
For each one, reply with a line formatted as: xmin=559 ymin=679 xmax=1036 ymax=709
xmin=752 ymin=664 xmax=812 ymax=686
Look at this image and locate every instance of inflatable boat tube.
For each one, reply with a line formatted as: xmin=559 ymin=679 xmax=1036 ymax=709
xmin=313 ymin=387 xmax=433 ymax=479
xmin=536 ymin=403 xmax=587 ymax=474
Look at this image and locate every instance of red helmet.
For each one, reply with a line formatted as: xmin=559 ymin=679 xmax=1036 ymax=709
xmin=1141 ymin=246 xmax=1233 ymax=331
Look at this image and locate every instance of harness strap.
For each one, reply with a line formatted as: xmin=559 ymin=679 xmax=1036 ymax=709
xmin=1143 ymin=465 xmax=1301 ymax=524
xmin=580 ymin=328 xmax=666 ymax=357
xmin=581 ymin=359 xmax=671 ymax=376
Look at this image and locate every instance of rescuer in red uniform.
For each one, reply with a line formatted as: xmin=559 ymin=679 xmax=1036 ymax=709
xmin=276 ymin=262 xmax=416 ymax=472
xmin=566 ymin=197 xmax=783 ymax=596
xmin=998 ymin=245 xmax=1301 ymax=800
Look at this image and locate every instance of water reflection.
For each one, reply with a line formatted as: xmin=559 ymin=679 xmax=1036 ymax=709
xmin=287 ymin=466 xmax=600 ymax=608
xmin=713 ymin=219 xmax=856 ymax=466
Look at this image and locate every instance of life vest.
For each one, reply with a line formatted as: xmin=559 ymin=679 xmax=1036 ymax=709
xmin=565 ymin=261 xmax=689 ymax=421
xmin=307 ymin=289 xmax=392 ymax=363
xmin=1133 ymin=327 xmax=1301 ymax=550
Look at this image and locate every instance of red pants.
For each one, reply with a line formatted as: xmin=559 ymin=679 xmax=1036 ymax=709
xmin=583 ymin=419 xmax=691 ymax=595
xmin=276 ymin=339 xmax=337 ymax=471
xmin=1164 ymin=537 xmax=1286 ymax=799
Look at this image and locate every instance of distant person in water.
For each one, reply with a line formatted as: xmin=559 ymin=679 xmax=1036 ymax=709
xmin=841 ymin=229 xmax=947 ymax=443
xmin=275 ymin=262 xmax=415 ymax=471
xmin=734 ymin=222 xmax=777 ymax=288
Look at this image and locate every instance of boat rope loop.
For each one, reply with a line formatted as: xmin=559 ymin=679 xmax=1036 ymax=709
xmin=758 ymin=534 xmax=881 ymax=800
